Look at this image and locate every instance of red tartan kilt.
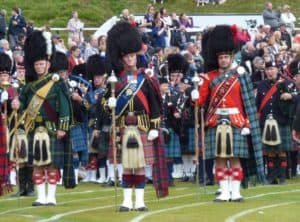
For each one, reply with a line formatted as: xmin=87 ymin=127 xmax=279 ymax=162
xmin=108 ymin=128 xmax=155 ymax=165
xmin=0 ymin=123 xmax=7 ymax=151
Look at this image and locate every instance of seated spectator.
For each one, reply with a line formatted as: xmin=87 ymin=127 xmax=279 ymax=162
xmin=98 ymin=35 xmax=106 ymax=58
xmin=179 ymin=13 xmax=193 ymax=28
xmin=251 ymin=56 xmax=266 ymax=87
xmin=83 ymin=35 xmax=99 ymax=62
xmin=119 ymin=8 xmax=130 ymax=22
xmin=279 ymin=23 xmax=292 ymax=50
xmin=68 ymin=45 xmax=84 ymax=75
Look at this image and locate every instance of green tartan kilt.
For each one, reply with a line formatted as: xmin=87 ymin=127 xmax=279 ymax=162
xmin=205 ymin=126 xmax=249 ymax=159
xmin=263 ymin=125 xmax=292 ymax=151
xmin=28 ymin=132 xmax=64 ymax=168
xmin=98 ymin=131 xmax=110 ymax=158
xmin=165 ymin=128 xmax=181 ymax=158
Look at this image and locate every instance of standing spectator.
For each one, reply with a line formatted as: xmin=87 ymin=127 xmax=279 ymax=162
xmin=0 ymin=9 xmax=7 ymax=40
xmin=151 ymin=19 xmax=167 ymax=49
xmin=83 ymin=35 xmax=99 ymax=62
xmin=143 ymin=4 xmax=155 ymax=29
xmin=262 ymin=2 xmax=280 ymax=31
xmin=279 ymin=23 xmax=292 ymax=50
xmin=280 ymin=5 xmax=296 ymax=33
xmin=67 ymin=11 xmax=84 ymax=44
xmin=7 ymin=7 xmax=26 ymax=49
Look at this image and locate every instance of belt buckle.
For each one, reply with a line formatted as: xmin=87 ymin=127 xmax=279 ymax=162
xmin=219 ymin=109 xmax=229 ymax=116
xmin=127 ymin=111 xmax=134 ymax=116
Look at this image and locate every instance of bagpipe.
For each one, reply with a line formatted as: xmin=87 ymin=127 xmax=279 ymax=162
xmin=67 ymin=74 xmax=92 ymax=98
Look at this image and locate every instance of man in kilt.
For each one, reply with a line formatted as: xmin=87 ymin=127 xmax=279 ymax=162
xmin=192 ymin=25 xmax=265 ymax=202
xmin=86 ymin=54 xmax=110 ymax=184
xmin=0 ymin=53 xmax=13 ymax=196
xmin=256 ymin=61 xmax=296 ymax=184
xmin=12 ymin=30 xmax=75 ymax=206
xmin=105 ymin=21 xmax=168 ymax=211
xmin=290 ymin=60 xmax=300 ymax=178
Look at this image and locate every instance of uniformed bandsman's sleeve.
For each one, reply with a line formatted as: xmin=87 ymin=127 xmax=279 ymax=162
xmin=57 ymin=82 xmax=72 ymax=131
xmin=145 ymin=79 xmax=161 ymax=129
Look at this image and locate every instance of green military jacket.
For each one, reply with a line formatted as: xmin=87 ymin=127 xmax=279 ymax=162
xmin=19 ymin=73 xmax=72 ymax=134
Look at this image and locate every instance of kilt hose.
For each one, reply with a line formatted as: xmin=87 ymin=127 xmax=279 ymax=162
xmin=108 ymin=128 xmax=155 ymax=166
xmin=205 ymin=126 xmax=249 ymax=159
xmin=263 ymin=125 xmax=292 ymax=152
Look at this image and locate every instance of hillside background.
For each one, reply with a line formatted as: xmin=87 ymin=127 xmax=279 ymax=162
xmin=1 ymin=0 xmax=299 ymax=29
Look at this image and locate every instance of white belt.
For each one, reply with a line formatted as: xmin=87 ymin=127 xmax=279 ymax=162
xmin=215 ymin=108 xmax=240 ymax=115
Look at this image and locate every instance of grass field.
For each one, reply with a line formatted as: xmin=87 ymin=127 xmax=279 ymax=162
xmin=1 ymin=0 xmax=299 ymax=28
xmin=0 ymin=178 xmax=300 ymax=222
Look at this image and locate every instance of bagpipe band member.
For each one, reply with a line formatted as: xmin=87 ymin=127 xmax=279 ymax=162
xmin=86 ymin=54 xmax=110 ymax=184
xmin=0 ymin=53 xmax=13 ymax=196
xmin=192 ymin=25 xmax=265 ymax=202
xmin=11 ymin=30 xmax=75 ymax=206
xmin=256 ymin=61 xmax=296 ymax=184
xmin=105 ymin=21 xmax=168 ymax=212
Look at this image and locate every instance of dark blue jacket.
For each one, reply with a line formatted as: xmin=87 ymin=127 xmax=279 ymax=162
xmin=8 ymin=14 xmax=26 ymax=36
xmin=256 ymin=78 xmax=296 ymax=127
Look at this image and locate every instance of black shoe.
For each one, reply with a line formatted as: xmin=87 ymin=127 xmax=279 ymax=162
xmin=102 ymin=180 xmax=115 ymax=187
xmin=119 ymin=206 xmax=131 ymax=212
xmin=26 ymin=191 xmax=35 ymax=197
xmin=145 ymin=178 xmax=153 ymax=184
xmin=136 ymin=207 xmax=148 ymax=212
xmin=11 ymin=190 xmax=27 ymax=197
xmin=213 ymin=198 xmax=229 ymax=203
xmin=231 ymin=198 xmax=244 ymax=202
xmin=32 ymin=202 xmax=45 ymax=207
xmin=46 ymin=202 xmax=56 ymax=206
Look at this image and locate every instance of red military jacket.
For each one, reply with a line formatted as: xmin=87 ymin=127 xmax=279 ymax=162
xmin=198 ymin=69 xmax=250 ymax=128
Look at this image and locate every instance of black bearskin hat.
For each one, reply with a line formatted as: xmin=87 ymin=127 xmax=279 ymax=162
xmin=202 ymin=25 xmax=238 ymax=72
xmin=52 ymin=51 xmax=68 ymax=73
xmin=289 ymin=60 xmax=300 ymax=77
xmin=167 ymin=53 xmax=188 ymax=74
xmin=106 ymin=21 xmax=142 ymax=75
xmin=24 ymin=30 xmax=55 ymax=82
xmin=86 ymin=54 xmax=106 ymax=79
xmin=71 ymin=63 xmax=87 ymax=78
xmin=0 ymin=53 xmax=12 ymax=75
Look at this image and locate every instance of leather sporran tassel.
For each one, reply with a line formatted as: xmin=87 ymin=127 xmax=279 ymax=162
xmin=226 ymin=129 xmax=232 ymax=156
xmin=262 ymin=115 xmax=281 ymax=146
xmin=42 ymin=140 xmax=48 ymax=161
xmin=34 ymin=141 xmax=41 ymax=161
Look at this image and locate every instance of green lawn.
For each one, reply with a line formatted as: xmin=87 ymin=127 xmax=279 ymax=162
xmin=0 ymin=178 xmax=300 ymax=222
xmin=1 ymin=0 xmax=299 ymax=28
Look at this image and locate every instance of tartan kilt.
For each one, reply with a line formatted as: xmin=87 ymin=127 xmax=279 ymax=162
xmin=205 ymin=126 xmax=249 ymax=159
xmin=263 ymin=125 xmax=292 ymax=151
xmin=98 ymin=131 xmax=110 ymax=158
xmin=165 ymin=128 xmax=181 ymax=158
xmin=28 ymin=132 xmax=64 ymax=168
xmin=181 ymin=127 xmax=201 ymax=155
xmin=108 ymin=128 xmax=155 ymax=166
xmin=70 ymin=123 xmax=88 ymax=152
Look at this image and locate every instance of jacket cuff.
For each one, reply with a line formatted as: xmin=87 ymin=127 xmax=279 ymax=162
xmin=59 ymin=117 xmax=70 ymax=131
